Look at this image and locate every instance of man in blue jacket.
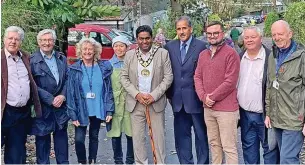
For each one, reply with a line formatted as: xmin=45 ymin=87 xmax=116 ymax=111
xmin=30 ymin=29 xmax=69 ymax=164
xmin=164 ymin=16 xmax=209 ymax=164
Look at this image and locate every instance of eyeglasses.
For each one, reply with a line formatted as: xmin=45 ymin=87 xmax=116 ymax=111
xmin=39 ymin=39 xmax=54 ymax=43
xmin=206 ymin=32 xmax=223 ymax=37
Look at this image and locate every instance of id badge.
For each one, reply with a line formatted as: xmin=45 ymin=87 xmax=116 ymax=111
xmin=272 ymin=80 xmax=279 ymax=90
xmin=86 ymin=92 xmax=96 ymax=99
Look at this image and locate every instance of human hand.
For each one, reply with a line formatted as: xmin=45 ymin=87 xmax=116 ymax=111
xmin=136 ymin=93 xmax=147 ymax=105
xmin=72 ymin=120 xmax=80 ymax=127
xmin=265 ymin=116 xmax=272 ymax=128
xmin=205 ymin=94 xmax=215 ymax=107
xmin=106 ymin=115 xmax=112 ymax=123
xmin=143 ymin=94 xmax=155 ymax=106
xmin=53 ymin=95 xmax=65 ymax=108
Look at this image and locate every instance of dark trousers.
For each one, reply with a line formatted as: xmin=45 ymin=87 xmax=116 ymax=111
xmin=274 ymin=127 xmax=304 ymax=164
xmin=1 ymin=104 xmax=30 ymax=164
xmin=112 ymin=134 xmax=134 ymax=164
xmin=240 ymin=108 xmax=280 ymax=164
xmin=36 ymin=122 xmax=69 ymax=164
xmin=174 ymin=108 xmax=209 ymax=164
xmin=75 ymin=116 xmax=101 ymax=163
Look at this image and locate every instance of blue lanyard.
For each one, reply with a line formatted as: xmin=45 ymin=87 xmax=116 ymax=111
xmin=275 ymin=43 xmax=297 ymax=77
xmin=82 ymin=61 xmax=94 ymax=92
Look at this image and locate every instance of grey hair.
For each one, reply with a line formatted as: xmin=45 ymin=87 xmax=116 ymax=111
xmin=76 ymin=38 xmax=102 ymax=61
xmin=37 ymin=29 xmax=57 ymax=43
xmin=4 ymin=26 xmax=25 ymax=41
xmin=242 ymin=26 xmax=263 ymax=37
xmin=175 ymin=16 xmax=192 ymax=28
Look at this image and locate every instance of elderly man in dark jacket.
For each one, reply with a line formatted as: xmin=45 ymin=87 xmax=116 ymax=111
xmin=1 ymin=26 xmax=42 ymax=164
xmin=30 ymin=29 xmax=69 ymax=164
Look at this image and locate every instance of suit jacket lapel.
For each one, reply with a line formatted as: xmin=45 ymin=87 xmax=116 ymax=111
xmin=131 ymin=51 xmax=139 ymax=86
xmin=55 ymin=52 xmax=64 ymax=86
xmin=174 ymin=40 xmax=182 ymax=64
xmin=1 ymin=50 xmax=8 ymax=96
xmin=182 ymin=38 xmax=196 ymax=65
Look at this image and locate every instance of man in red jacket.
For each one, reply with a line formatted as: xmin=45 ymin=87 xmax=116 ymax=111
xmin=194 ymin=21 xmax=240 ymax=164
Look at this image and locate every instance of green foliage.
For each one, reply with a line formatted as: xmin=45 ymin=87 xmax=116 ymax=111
xmin=284 ymin=2 xmax=305 ymax=45
xmin=264 ymin=12 xmax=280 ymax=37
xmin=2 ymin=0 xmax=54 ymax=53
xmin=208 ymin=14 xmax=222 ymax=22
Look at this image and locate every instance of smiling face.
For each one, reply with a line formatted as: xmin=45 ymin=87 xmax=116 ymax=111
xmin=137 ymin=31 xmax=153 ymax=53
xmin=113 ymin=41 xmax=127 ymax=58
xmin=4 ymin=31 xmax=22 ymax=55
xmin=81 ymin=42 xmax=95 ymax=62
xmin=271 ymin=21 xmax=293 ymax=49
xmin=38 ymin=33 xmax=55 ymax=54
xmin=206 ymin=24 xmax=224 ymax=46
xmin=243 ymin=28 xmax=262 ymax=51
xmin=176 ymin=20 xmax=193 ymax=42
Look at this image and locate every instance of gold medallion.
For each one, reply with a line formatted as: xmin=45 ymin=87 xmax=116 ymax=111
xmin=141 ymin=69 xmax=150 ymax=77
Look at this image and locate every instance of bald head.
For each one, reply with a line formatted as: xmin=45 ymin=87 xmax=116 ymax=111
xmin=271 ymin=20 xmax=293 ymax=49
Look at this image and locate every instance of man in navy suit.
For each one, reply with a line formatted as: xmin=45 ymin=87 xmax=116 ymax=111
xmin=30 ymin=29 xmax=69 ymax=164
xmin=164 ymin=16 xmax=209 ymax=164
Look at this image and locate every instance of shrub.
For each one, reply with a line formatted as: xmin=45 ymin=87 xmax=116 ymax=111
xmin=264 ymin=12 xmax=280 ymax=37
xmin=284 ymin=2 xmax=305 ymax=45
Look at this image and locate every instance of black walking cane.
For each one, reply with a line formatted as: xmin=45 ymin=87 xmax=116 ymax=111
xmin=145 ymin=106 xmax=158 ymax=164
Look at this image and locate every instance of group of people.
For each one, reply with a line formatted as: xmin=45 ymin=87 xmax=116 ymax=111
xmin=1 ymin=15 xmax=304 ymax=165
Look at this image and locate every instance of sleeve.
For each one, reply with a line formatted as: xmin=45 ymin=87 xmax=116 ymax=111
xmin=194 ymin=53 xmax=207 ymax=102
xmin=66 ymin=69 xmax=78 ymax=121
xmin=105 ymin=63 xmax=114 ymax=116
xmin=150 ymin=51 xmax=173 ymax=101
xmin=120 ymin=54 xmax=140 ymax=99
xmin=210 ymin=52 xmax=240 ymax=101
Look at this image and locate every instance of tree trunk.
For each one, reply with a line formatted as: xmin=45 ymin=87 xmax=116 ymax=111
xmin=171 ymin=0 xmax=183 ymax=13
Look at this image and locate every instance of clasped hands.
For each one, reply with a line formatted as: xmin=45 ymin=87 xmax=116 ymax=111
xmin=136 ymin=93 xmax=155 ymax=106
xmin=205 ymin=94 xmax=215 ymax=108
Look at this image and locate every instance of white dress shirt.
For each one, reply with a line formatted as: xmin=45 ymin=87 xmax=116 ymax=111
xmin=138 ymin=48 xmax=154 ymax=94
xmin=5 ymin=48 xmax=30 ymax=107
xmin=237 ymin=47 xmax=266 ymax=113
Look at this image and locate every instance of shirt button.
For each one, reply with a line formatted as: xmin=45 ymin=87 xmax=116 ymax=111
xmin=181 ymin=88 xmax=184 ymax=90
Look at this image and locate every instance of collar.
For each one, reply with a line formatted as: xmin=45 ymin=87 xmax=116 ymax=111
xmin=244 ymin=46 xmax=264 ymax=60
xmin=277 ymin=40 xmax=296 ymax=54
xmin=40 ymin=49 xmax=55 ymax=59
xmin=208 ymin=40 xmax=226 ymax=52
xmin=109 ymin=55 xmax=123 ymax=64
xmin=4 ymin=48 xmax=22 ymax=59
xmin=180 ymin=35 xmax=193 ymax=48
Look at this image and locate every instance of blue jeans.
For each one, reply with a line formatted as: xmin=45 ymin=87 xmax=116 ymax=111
xmin=112 ymin=134 xmax=134 ymax=164
xmin=36 ymin=122 xmax=69 ymax=164
xmin=240 ymin=108 xmax=280 ymax=164
xmin=274 ymin=127 xmax=304 ymax=164
xmin=75 ymin=116 xmax=101 ymax=163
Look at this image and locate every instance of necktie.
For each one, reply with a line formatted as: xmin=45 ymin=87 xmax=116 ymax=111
xmin=181 ymin=43 xmax=187 ymax=62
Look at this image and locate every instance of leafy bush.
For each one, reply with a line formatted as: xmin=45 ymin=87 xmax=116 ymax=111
xmin=1 ymin=0 xmax=54 ymax=53
xmin=208 ymin=14 xmax=222 ymax=22
xmin=264 ymin=12 xmax=280 ymax=37
xmin=284 ymin=2 xmax=305 ymax=45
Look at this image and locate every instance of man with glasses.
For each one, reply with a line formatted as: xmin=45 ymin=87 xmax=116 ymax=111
xmin=194 ymin=21 xmax=240 ymax=164
xmin=1 ymin=26 xmax=42 ymax=164
xmin=164 ymin=16 xmax=209 ymax=164
xmin=30 ymin=29 xmax=69 ymax=164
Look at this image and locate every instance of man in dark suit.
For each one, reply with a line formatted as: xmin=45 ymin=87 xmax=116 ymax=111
xmin=1 ymin=26 xmax=42 ymax=164
xmin=30 ymin=29 xmax=69 ymax=164
xmin=164 ymin=16 xmax=209 ymax=164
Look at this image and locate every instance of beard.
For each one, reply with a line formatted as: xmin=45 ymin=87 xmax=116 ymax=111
xmin=209 ymin=40 xmax=223 ymax=46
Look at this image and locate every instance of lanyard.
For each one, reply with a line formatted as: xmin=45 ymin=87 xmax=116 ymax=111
xmin=82 ymin=61 xmax=94 ymax=92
